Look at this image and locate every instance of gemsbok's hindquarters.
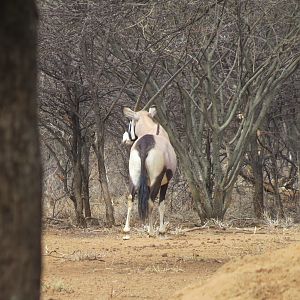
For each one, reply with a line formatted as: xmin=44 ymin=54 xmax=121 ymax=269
xmin=123 ymin=107 xmax=177 ymax=236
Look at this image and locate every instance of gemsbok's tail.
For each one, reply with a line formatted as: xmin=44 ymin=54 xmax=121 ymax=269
xmin=138 ymin=151 xmax=149 ymax=221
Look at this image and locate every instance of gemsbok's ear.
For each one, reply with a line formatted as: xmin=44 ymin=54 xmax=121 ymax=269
xmin=123 ymin=107 xmax=139 ymax=120
xmin=148 ymin=106 xmax=157 ymax=118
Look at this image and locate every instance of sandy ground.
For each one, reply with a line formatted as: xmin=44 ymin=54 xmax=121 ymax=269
xmin=42 ymin=226 xmax=300 ymax=300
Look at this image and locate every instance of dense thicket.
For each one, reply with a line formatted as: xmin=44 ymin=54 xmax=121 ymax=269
xmin=39 ymin=0 xmax=300 ymax=225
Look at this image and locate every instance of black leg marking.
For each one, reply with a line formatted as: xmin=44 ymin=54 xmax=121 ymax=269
xmin=150 ymin=168 xmax=166 ymax=202
xmin=166 ymin=169 xmax=173 ymax=181
xmin=159 ymin=183 xmax=169 ymax=204
xmin=129 ymin=178 xmax=136 ymax=201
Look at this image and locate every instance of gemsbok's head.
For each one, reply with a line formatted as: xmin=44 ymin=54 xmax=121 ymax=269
xmin=122 ymin=106 xmax=169 ymax=144
xmin=122 ymin=105 xmax=177 ymax=237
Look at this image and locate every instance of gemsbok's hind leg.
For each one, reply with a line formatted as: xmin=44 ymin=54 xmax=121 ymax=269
xmin=158 ymin=183 xmax=168 ymax=234
xmin=148 ymin=168 xmax=166 ymax=236
xmin=123 ymin=181 xmax=136 ymax=233
xmin=148 ymin=199 xmax=155 ymax=236
xmin=125 ymin=151 xmax=141 ymax=234
xmin=123 ymin=194 xmax=134 ymax=233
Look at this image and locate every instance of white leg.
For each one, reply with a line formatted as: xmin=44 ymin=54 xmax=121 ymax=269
xmin=123 ymin=195 xmax=133 ymax=233
xmin=159 ymin=200 xmax=166 ymax=234
xmin=148 ymin=200 xmax=155 ymax=236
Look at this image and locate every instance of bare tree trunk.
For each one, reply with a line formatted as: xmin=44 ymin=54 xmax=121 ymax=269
xmin=184 ymin=173 xmax=209 ymax=222
xmin=93 ymin=119 xmax=115 ymax=227
xmin=0 ymin=2 xmax=42 ymax=299
xmin=73 ymin=161 xmax=86 ymax=227
xmin=97 ymin=155 xmax=115 ymax=227
xmin=270 ymin=155 xmax=285 ymax=219
xmin=249 ymin=135 xmax=264 ymax=219
xmin=70 ymin=106 xmax=86 ymax=227
xmin=80 ymin=30 xmax=115 ymax=226
xmin=82 ymin=139 xmax=91 ymax=218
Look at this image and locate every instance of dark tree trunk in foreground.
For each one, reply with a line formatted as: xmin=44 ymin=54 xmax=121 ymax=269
xmin=0 ymin=2 xmax=42 ymax=300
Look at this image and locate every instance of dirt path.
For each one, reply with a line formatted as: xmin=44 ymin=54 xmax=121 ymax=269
xmin=42 ymin=227 xmax=300 ymax=300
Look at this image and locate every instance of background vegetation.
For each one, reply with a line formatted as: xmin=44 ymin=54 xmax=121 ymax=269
xmin=39 ymin=0 xmax=300 ymax=228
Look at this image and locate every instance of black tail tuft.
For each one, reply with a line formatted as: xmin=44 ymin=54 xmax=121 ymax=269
xmin=138 ymin=172 xmax=149 ymax=221
xmin=135 ymin=135 xmax=155 ymax=222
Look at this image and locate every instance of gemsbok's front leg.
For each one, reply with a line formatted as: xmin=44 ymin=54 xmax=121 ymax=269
xmin=123 ymin=194 xmax=133 ymax=233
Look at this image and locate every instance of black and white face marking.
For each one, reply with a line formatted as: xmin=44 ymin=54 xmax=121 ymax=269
xmin=128 ymin=120 xmax=137 ymax=141
xmin=122 ymin=120 xmax=138 ymax=144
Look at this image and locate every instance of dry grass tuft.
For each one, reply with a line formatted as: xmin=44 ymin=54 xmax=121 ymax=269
xmin=44 ymin=246 xmax=106 ymax=262
xmin=42 ymin=280 xmax=74 ymax=294
xmin=144 ymin=264 xmax=184 ymax=273
xmin=262 ymin=211 xmax=295 ymax=229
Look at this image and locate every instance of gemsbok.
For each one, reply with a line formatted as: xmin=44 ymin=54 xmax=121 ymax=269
xmin=122 ymin=106 xmax=177 ymax=236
